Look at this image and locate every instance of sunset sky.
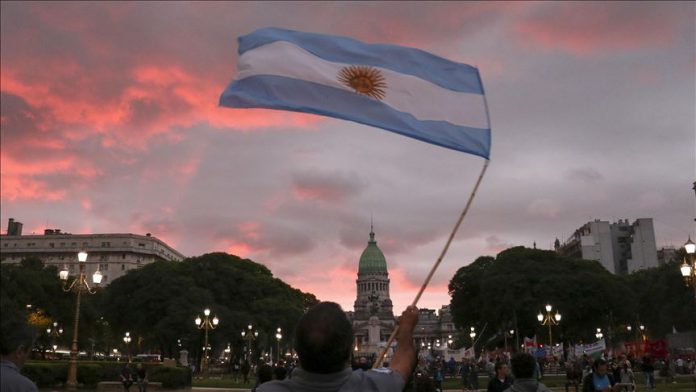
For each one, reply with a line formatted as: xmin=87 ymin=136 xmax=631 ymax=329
xmin=1 ymin=1 xmax=694 ymax=312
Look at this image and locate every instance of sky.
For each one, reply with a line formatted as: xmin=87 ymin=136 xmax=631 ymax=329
xmin=1 ymin=1 xmax=695 ymax=313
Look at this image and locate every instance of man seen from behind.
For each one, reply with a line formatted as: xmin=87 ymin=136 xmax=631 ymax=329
xmin=257 ymin=301 xmax=418 ymax=391
xmin=0 ymin=316 xmax=38 ymax=392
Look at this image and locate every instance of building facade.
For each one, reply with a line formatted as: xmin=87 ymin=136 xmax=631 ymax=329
xmin=0 ymin=218 xmax=185 ymax=285
xmin=347 ymin=227 xmax=456 ymax=359
xmin=555 ymin=218 xmax=658 ymax=274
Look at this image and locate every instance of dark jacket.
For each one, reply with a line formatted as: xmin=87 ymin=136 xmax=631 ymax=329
xmin=487 ymin=376 xmax=513 ymax=392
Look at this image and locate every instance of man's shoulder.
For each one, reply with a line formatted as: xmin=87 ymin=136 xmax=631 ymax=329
xmin=0 ymin=363 xmax=38 ymax=392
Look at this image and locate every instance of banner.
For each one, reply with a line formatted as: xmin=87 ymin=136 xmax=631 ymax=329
xmin=524 ymin=336 xmax=537 ymax=353
xmin=583 ymin=339 xmax=606 ymax=359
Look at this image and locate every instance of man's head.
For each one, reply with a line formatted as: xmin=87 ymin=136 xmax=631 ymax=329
xmin=0 ymin=315 xmax=36 ymax=368
xmin=593 ymin=358 xmax=608 ymax=375
xmin=295 ymin=302 xmax=353 ymax=374
xmin=495 ymin=362 xmax=509 ymax=379
xmin=510 ymin=353 xmax=537 ymax=379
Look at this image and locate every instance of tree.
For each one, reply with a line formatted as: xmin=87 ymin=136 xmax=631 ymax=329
xmin=448 ymin=247 xmax=641 ymax=348
xmin=100 ymin=252 xmax=318 ymax=360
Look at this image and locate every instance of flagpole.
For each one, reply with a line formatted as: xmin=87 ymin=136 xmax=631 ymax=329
xmin=372 ymin=158 xmax=490 ymax=369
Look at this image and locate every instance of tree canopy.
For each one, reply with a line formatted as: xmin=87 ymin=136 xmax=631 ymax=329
xmin=100 ymin=252 xmax=318 ymax=359
xmin=448 ymin=246 xmax=696 ymax=350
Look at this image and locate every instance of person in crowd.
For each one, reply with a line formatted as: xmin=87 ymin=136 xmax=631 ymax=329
xmin=582 ymin=358 xmax=622 ymax=392
xmin=257 ymin=302 xmax=418 ymax=392
xmin=0 ymin=316 xmax=38 ymax=392
xmin=135 ymin=362 xmax=148 ymax=392
xmin=487 ymin=362 xmax=513 ymax=392
xmin=619 ymin=362 xmax=635 ymax=391
xmin=642 ymin=355 xmax=655 ymax=389
xmin=121 ymin=363 xmax=134 ymax=392
xmin=503 ymin=353 xmax=551 ymax=392
xmin=461 ymin=358 xmax=473 ymax=391
xmin=242 ymin=359 xmax=251 ymax=384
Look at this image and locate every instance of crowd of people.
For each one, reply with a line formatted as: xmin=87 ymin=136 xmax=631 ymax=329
xmin=3 ymin=302 xmax=696 ymax=392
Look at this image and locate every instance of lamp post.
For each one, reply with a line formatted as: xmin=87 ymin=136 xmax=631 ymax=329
xmin=275 ymin=328 xmax=282 ymax=364
xmin=194 ymin=308 xmax=219 ymax=377
xmin=469 ymin=327 xmax=476 ymax=355
xmin=447 ymin=335 xmax=453 ymax=348
xmin=595 ymin=328 xmax=604 ymax=340
xmin=60 ymin=251 xmax=102 ymax=390
xmin=537 ymin=304 xmax=561 ymax=346
xmin=46 ymin=322 xmax=63 ymax=356
xmin=681 ymin=236 xmax=696 ymax=299
xmin=123 ymin=332 xmax=132 ymax=361
xmin=241 ymin=324 xmax=258 ymax=361
xmin=503 ymin=329 xmax=515 ymax=353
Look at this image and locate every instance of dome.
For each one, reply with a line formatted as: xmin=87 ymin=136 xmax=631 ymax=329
xmin=358 ymin=229 xmax=387 ymax=275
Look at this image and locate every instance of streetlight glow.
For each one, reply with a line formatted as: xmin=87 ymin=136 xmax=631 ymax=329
xmin=685 ymin=236 xmax=696 ymax=254
xmin=545 ymin=304 xmax=552 ymax=312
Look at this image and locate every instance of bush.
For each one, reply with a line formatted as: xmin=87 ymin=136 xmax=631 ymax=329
xmin=149 ymin=365 xmax=192 ymax=389
xmin=22 ymin=362 xmax=62 ymax=387
xmin=77 ymin=363 xmax=102 ymax=387
xmin=21 ymin=361 xmax=191 ymax=388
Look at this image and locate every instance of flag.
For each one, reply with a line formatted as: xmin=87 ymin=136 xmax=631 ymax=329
xmin=220 ymin=28 xmax=491 ymax=159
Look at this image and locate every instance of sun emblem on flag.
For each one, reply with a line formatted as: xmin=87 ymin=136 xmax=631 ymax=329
xmin=338 ymin=65 xmax=386 ymax=100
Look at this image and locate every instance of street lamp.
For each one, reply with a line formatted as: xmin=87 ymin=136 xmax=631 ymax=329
xmin=595 ymin=328 xmax=604 ymax=340
xmin=241 ymin=324 xmax=258 ymax=360
xmin=47 ymin=322 xmax=63 ymax=356
xmin=60 ymin=250 xmax=102 ymax=390
xmin=504 ymin=329 xmax=515 ymax=353
xmin=275 ymin=327 xmax=282 ymax=364
xmin=681 ymin=236 xmax=696 ymax=298
xmin=447 ymin=335 xmax=453 ymax=348
xmin=194 ymin=308 xmax=219 ymax=377
xmin=537 ymin=304 xmax=561 ymax=346
xmin=123 ymin=332 xmax=132 ymax=361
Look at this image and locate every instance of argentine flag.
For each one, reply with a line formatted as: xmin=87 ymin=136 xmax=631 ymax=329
xmin=220 ymin=28 xmax=491 ymax=159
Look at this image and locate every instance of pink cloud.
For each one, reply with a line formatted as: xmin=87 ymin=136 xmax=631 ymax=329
xmin=514 ymin=3 xmax=681 ymax=56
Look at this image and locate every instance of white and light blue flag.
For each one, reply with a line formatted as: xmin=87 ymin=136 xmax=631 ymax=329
xmin=219 ymin=28 xmax=491 ymax=159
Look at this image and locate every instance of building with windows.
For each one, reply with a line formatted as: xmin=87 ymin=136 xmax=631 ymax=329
xmin=555 ymin=218 xmax=658 ymax=274
xmin=0 ymin=218 xmax=185 ymax=285
xmin=346 ymin=226 xmax=456 ymax=359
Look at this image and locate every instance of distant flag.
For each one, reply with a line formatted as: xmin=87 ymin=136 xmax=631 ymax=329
xmin=220 ymin=27 xmax=491 ymax=159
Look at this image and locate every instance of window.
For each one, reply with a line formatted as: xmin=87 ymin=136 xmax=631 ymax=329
xmin=101 ymin=242 xmax=111 ymax=247
xmin=122 ymin=254 xmax=126 ymax=259
xmin=102 ymin=275 xmax=108 ymax=283
xmin=121 ymin=264 xmax=125 ymax=271
xmin=138 ymin=243 xmax=146 ymax=247
xmin=60 ymin=242 xmax=65 ymax=247
xmin=49 ymin=243 xmax=55 ymax=248
xmin=99 ymin=255 xmax=108 ymax=261
xmin=71 ymin=242 xmax=77 ymax=246
xmin=3 ymin=243 xmax=7 ymax=247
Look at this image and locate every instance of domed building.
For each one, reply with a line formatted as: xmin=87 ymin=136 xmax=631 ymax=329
xmin=350 ymin=226 xmax=395 ymax=353
xmin=347 ymin=225 xmax=456 ymax=359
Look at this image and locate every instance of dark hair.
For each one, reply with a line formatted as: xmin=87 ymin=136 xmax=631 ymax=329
xmin=510 ymin=353 xmax=536 ymax=379
xmin=495 ymin=361 xmax=507 ymax=373
xmin=593 ymin=358 xmax=607 ymax=370
xmin=0 ymin=314 xmax=36 ymax=356
xmin=257 ymin=364 xmax=274 ymax=384
xmin=295 ymin=302 xmax=353 ymax=374
xmin=273 ymin=365 xmax=288 ymax=380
